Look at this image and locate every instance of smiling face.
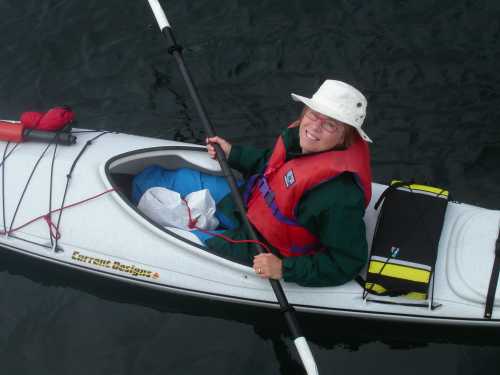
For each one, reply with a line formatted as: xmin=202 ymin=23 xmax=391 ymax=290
xmin=299 ymin=107 xmax=351 ymax=154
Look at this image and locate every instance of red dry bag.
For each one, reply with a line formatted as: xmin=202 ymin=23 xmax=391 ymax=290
xmin=20 ymin=106 xmax=75 ymax=131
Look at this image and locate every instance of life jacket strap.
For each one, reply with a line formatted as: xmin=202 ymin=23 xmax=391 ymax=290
xmin=484 ymin=230 xmax=500 ymax=319
xmin=247 ymin=174 xmax=318 ymax=256
xmin=256 ymin=175 xmax=301 ymax=227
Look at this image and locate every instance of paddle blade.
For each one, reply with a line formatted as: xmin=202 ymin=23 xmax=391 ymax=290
xmin=147 ymin=0 xmax=170 ymax=30
xmin=294 ymin=337 xmax=319 ymax=375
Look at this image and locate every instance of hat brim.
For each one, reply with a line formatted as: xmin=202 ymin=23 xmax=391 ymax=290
xmin=291 ymin=93 xmax=373 ymax=143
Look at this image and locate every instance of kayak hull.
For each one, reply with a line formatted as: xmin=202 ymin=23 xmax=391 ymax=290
xmin=0 ymin=129 xmax=499 ymax=326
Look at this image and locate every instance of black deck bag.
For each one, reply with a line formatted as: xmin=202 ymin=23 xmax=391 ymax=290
xmin=364 ymin=181 xmax=449 ymax=300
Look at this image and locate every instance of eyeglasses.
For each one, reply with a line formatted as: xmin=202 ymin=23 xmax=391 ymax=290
xmin=303 ymin=108 xmax=339 ymax=133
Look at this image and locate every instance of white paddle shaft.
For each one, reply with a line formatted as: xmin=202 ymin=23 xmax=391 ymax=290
xmin=147 ymin=0 xmax=170 ymax=30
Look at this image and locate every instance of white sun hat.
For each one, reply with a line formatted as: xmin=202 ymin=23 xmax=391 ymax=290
xmin=291 ymin=79 xmax=372 ymax=143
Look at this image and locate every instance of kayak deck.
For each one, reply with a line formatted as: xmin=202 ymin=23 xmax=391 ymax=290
xmin=0 ymin=129 xmax=498 ymax=326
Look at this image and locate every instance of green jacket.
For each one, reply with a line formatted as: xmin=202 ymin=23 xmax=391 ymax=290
xmin=205 ymin=127 xmax=368 ymax=287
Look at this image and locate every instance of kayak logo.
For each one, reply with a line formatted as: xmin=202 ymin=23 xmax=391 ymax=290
xmin=390 ymin=246 xmax=400 ymax=258
xmin=284 ymin=169 xmax=295 ymax=188
xmin=71 ymin=251 xmax=160 ymax=279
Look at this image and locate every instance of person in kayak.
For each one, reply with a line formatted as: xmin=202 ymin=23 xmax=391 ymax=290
xmin=201 ymin=79 xmax=372 ymax=287
xmin=132 ymin=79 xmax=372 ymax=287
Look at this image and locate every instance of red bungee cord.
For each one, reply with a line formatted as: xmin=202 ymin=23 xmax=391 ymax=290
xmin=181 ymin=198 xmax=272 ymax=253
xmin=3 ymin=188 xmax=269 ymax=252
xmin=1 ymin=188 xmax=115 ymax=239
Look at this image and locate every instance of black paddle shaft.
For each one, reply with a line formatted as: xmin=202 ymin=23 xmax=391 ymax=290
xmin=161 ymin=27 xmax=302 ymax=339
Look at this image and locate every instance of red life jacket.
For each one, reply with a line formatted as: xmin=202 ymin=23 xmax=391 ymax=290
xmin=245 ymin=132 xmax=372 ymax=257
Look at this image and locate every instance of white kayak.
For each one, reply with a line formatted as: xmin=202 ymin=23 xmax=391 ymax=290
xmin=0 ymin=129 xmax=499 ymax=326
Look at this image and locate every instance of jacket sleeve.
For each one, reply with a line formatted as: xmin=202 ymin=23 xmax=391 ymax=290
xmin=227 ymin=145 xmax=272 ymax=177
xmin=281 ymin=178 xmax=368 ymax=287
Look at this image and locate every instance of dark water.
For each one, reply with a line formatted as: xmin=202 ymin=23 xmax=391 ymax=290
xmin=1 ymin=0 xmax=500 ymax=374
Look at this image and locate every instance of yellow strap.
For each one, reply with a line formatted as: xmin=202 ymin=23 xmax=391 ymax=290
xmin=365 ymin=282 xmax=386 ymax=294
xmin=368 ymin=260 xmax=431 ymax=284
xmin=364 ymin=283 xmax=428 ymax=300
xmin=405 ymin=291 xmax=428 ymax=300
xmin=391 ymin=180 xmax=449 ymax=198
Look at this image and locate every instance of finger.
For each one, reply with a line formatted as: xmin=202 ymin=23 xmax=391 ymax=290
xmin=255 ymin=254 xmax=270 ymax=265
xmin=253 ymin=261 xmax=261 ymax=270
xmin=253 ymin=262 xmax=265 ymax=276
